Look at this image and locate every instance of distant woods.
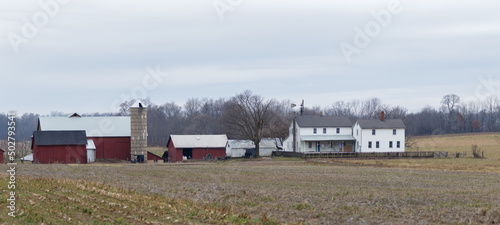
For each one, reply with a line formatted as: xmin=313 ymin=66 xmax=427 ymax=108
xmin=2 ymin=92 xmax=500 ymax=147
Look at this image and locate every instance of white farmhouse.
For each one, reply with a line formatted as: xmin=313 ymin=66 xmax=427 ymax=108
xmin=353 ymin=117 xmax=406 ymax=153
xmin=283 ymin=116 xmax=356 ymax=153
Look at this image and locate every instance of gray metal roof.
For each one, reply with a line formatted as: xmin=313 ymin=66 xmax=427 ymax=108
xmin=169 ymin=135 xmax=228 ymax=148
xmin=38 ymin=116 xmax=131 ymax=137
xmin=356 ymin=119 xmax=406 ymax=129
xmin=33 ymin=131 xmax=87 ymax=146
xmin=300 ymin=135 xmax=356 ymax=141
xmin=228 ymin=139 xmax=276 ymax=149
xmin=295 ymin=116 xmax=352 ymax=128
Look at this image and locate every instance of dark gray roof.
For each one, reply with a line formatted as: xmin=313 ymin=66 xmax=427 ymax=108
xmin=356 ymin=119 xmax=406 ymax=129
xmin=295 ymin=116 xmax=352 ymax=127
xmin=34 ymin=131 xmax=87 ymax=146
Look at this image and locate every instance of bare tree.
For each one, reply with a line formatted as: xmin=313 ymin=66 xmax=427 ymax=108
xmin=441 ymin=94 xmax=461 ymax=133
xmin=220 ymin=90 xmax=275 ymax=157
xmin=265 ymin=100 xmax=294 ymax=148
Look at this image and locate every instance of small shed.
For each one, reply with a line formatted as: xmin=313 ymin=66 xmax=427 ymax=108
xmin=147 ymin=151 xmax=163 ymax=163
xmin=227 ymin=139 xmax=277 ymax=157
xmin=21 ymin=154 xmax=33 ymax=162
xmin=32 ymin=130 xmax=87 ymax=164
xmin=86 ymin=139 xmax=96 ymax=163
xmin=0 ymin=148 xmax=4 ymax=164
xmin=167 ymin=135 xmax=228 ymax=162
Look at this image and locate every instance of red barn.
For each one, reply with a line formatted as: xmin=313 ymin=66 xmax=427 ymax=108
xmin=32 ymin=131 xmax=87 ymax=164
xmin=167 ymin=135 xmax=228 ymax=162
xmin=0 ymin=148 xmax=4 ymax=164
xmin=37 ymin=115 xmax=131 ymax=161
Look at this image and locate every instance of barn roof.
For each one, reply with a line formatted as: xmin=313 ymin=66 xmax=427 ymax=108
xmin=356 ymin=119 xmax=406 ymax=129
xmin=169 ymin=135 xmax=228 ymax=148
xmin=295 ymin=116 xmax=352 ymax=128
xmin=33 ymin=131 xmax=87 ymax=146
xmin=38 ymin=116 xmax=130 ymax=137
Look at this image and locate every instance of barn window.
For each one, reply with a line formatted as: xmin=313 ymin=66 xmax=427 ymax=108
xmin=368 ymin=141 xmax=372 ymax=148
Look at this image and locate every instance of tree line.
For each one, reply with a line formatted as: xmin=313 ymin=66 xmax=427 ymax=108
xmin=2 ymin=92 xmax=500 ymax=150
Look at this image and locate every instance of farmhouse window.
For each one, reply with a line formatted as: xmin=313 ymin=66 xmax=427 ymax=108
xmin=336 ymin=128 xmax=340 ymax=134
xmin=323 ymin=128 xmax=327 ymax=134
xmin=309 ymin=142 xmax=312 ymax=148
xmin=376 ymin=141 xmax=380 ymax=148
xmin=389 ymin=141 xmax=393 ymax=148
xmin=397 ymin=141 xmax=401 ymax=148
xmin=313 ymin=128 xmax=317 ymax=134
xmin=393 ymin=129 xmax=397 ymax=135
xmin=368 ymin=141 xmax=372 ymax=148
xmin=372 ymin=129 xmax=376 ymax=135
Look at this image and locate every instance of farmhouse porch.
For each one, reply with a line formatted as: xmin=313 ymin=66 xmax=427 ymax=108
xmin=300 ymin=135 xmax=356 ymax=153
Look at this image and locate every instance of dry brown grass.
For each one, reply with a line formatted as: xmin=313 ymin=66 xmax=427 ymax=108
xmin=317 ymin=158 xmax=500 ymax=174
xmin=1 ymin=160 xmax=500 ymax=224
xmin=409 ymin=133 xmax=500 ymax=159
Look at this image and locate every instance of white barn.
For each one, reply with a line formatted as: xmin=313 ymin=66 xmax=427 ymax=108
xmin=353 ymin=118 xmax=406 ymax=153
xmin=226 ymin=139 xmax=277 ymax=157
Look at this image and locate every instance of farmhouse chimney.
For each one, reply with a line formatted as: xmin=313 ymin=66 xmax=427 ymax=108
xmin=130 ymin=100 xmax=148 ymax=163
xmin=381 ymin=111 xmax=385 ymax=121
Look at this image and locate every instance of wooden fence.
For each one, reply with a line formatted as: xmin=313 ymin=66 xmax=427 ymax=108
xmin=273 ymin=151 xmax=439 ymax=159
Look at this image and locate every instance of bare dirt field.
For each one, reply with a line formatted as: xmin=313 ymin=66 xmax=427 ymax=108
xmin=2 ymin=159 xmax=500 ymax=224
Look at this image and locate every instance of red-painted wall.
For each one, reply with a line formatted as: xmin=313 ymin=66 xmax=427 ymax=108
xmin=0 ymin=149 xmax=4 ymax=164
xmin=33 ymin=145 xmax=87 ymax=164
xmin=192 ymin=148 xmax=226 ymax=160
xmin=147 ymin=151 xmax=163 ymax=161
xmin=167 ymin=140 xmax=226 ymax=162
xmin=167 ymin=140 xmax=182 ymax=162
xmin=89 ymin=137 xmax=131 ymax=161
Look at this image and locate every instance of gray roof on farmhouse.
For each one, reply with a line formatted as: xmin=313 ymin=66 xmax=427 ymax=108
xmin=295 ymin=116 xmax=352 ymax=127
xmin=356 ymin=119 xmax=406 ymax=129
xmin=33 ymin=131 xmax=87 ymax=146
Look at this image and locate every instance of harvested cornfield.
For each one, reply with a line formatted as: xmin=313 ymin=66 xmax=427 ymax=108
xmin=1 ymin=159 xmax=500 ymax=224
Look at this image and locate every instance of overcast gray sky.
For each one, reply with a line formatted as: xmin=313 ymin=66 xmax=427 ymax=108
xmin=1 ymin=0 xmax=499 ymax=115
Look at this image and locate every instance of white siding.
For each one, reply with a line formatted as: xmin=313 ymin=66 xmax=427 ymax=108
xmin=354 ymin=122 xmax=405 ymax=153
xmin=299 ymin=127 xmax=352 ymax=136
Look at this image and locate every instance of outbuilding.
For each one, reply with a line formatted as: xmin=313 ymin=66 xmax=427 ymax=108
xmin=32 ymin=130 xmax=88 ymax=164
xmin=167 ymin=135 xmax=228 ymax=162
xmin=37 ymin=115 xmax=131 ymax=161
xmin=0 ymin=148 xmax=4 ymax=164
xmin=227 ymin=139 xmax=277 ymax=157
xmin=147 ymin=151 xmax=163 ymax=163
